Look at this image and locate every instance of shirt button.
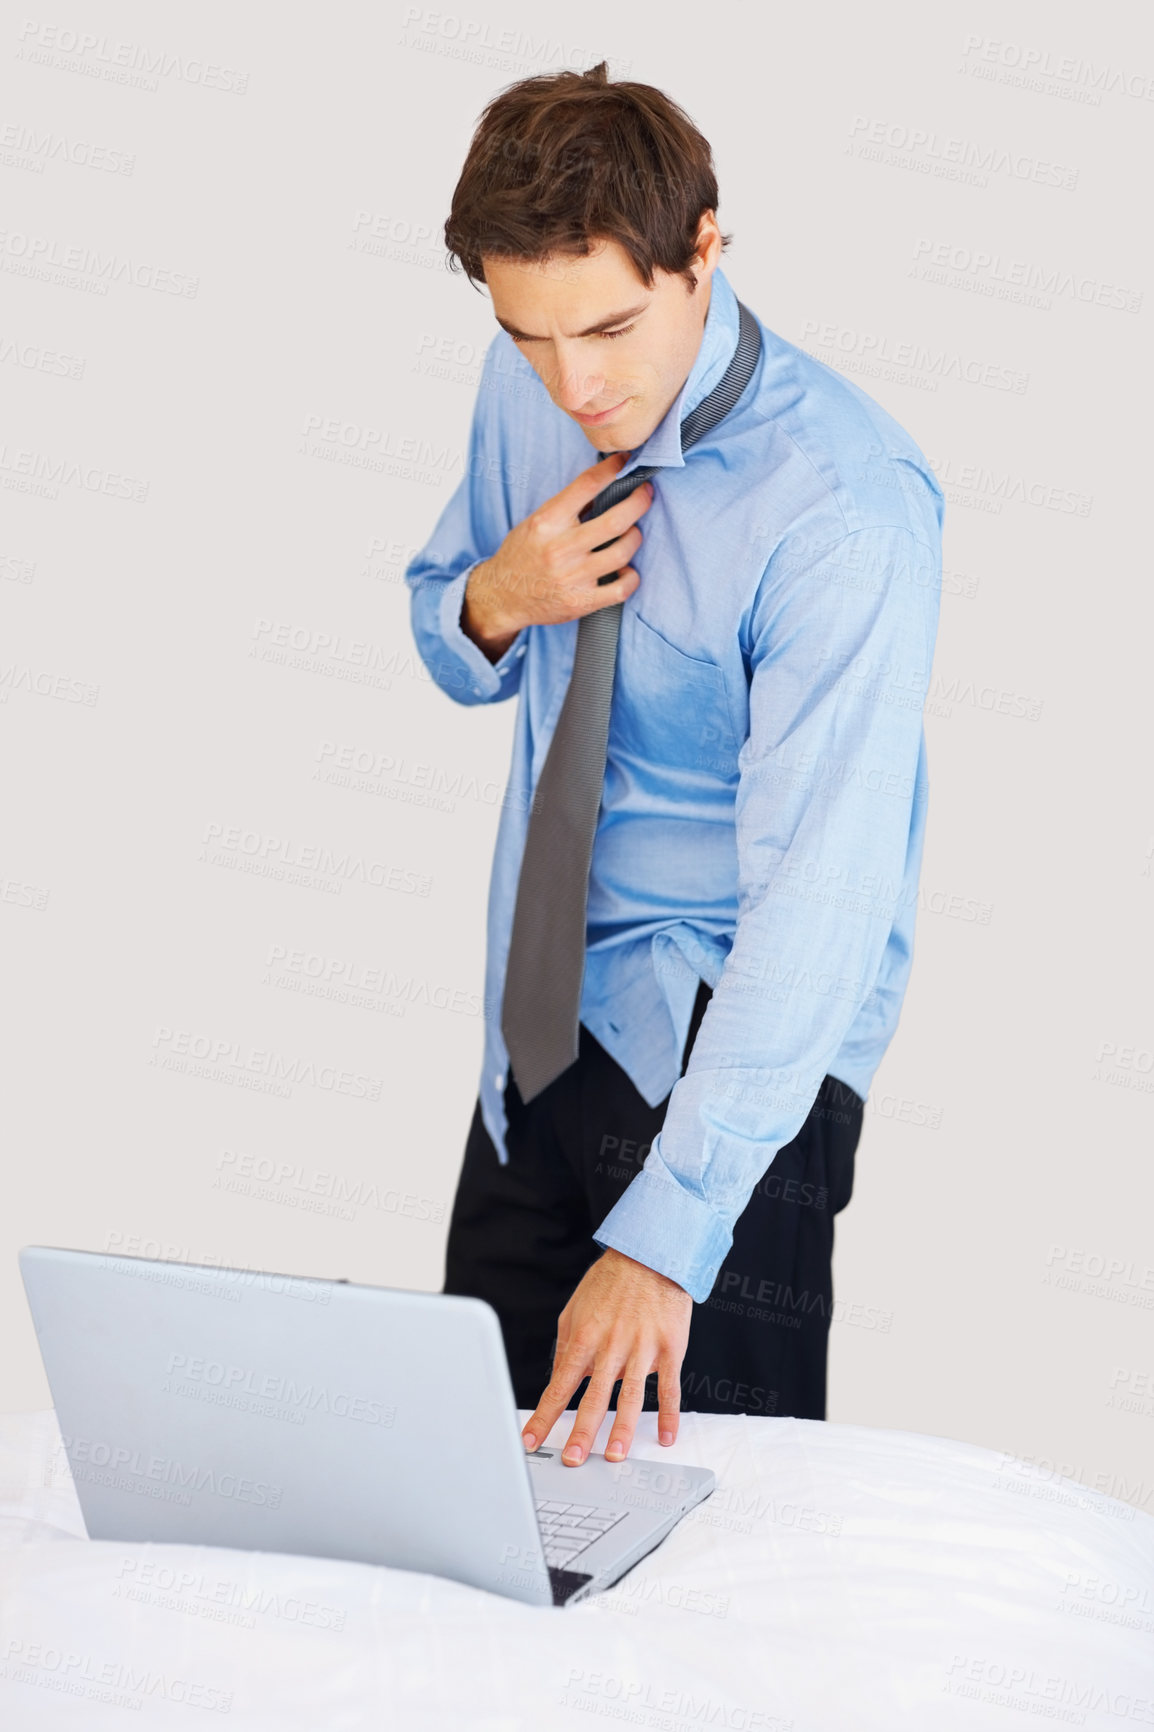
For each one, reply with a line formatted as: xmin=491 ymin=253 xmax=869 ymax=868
xmin=515 ymin=644 xmax=526 ymax=656
xmin=471 ymin=683 xmax=482 ymax=695
xmin=494 ymin=1071 xmax=504 ymax=1087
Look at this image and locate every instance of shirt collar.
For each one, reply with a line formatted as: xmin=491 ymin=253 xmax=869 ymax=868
xmin=617 ymin=264 xmax=740 ymax=477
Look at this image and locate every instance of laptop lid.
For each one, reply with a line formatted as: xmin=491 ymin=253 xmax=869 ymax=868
xmin=19 ymin=1246 xmax=556 ymax=1607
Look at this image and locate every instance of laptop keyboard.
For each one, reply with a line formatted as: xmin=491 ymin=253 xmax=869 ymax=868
xmin=534 ymin=1498 xmax=627 ymax=1569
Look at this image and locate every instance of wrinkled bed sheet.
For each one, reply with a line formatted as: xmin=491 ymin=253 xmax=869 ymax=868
xmin=0 ymin=1406 xmax=1151 ymax=1731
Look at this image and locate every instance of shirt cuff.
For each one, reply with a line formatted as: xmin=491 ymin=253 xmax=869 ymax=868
xmin=438 ymin=562 xmax=526 ymax=697
xmin=592 ymin=1150 xmax=732 ymax=1305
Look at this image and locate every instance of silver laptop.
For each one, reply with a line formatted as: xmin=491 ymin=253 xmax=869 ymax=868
xmin=19 ymin=1246 xmax=715 ymax=1608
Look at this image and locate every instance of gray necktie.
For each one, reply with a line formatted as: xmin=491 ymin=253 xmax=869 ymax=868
xmin=501 ymin=301 xmax=763 ymax=1104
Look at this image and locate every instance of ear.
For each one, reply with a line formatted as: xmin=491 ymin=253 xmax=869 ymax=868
xmin=701 ymin=211 xmax=724 ymax=257
xmin=688 ymin=211 xmax=723 ymax=287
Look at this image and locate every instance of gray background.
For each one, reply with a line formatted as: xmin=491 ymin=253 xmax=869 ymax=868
xmin=3 ymin=1 xmax=1151 ymax=1512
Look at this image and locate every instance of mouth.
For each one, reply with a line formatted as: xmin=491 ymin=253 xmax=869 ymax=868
xmin=572 ymin=399 xmax=627 ymax=426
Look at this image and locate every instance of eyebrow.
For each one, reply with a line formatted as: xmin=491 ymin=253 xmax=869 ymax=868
xmin=494 ymin=300 xmax=649 ymax=341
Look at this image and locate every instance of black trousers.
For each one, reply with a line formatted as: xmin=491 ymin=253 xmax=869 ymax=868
xmin=443 ymin=982 xmax=864 ymax=1420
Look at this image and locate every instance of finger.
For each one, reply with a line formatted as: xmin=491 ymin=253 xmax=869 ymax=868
xmin=554 ymin=1301 xmax=573 ymax=1366
xmin=514 ymin=511 xmax=641 ymax=622
xmin=541 ymin=498 xmax=647 ymax=601
xmin=574 ymin=481 xmax=654 ymax=551
xmin=521 ymin=1342 xmax=592 ymax=1453
xmin=546 ymin=1302 xmax=573 ymax=1390
xmin=562 ymin=1356 xmax=624 ymax=1466
xmin=572 ymin=566 xmax=641 ymax=614
xmin=657 ymin=1349 xmax=682 ymax=1448
xmin=578 ymin=523 xmax=644 ymax=590
xmin=552 ymin=450 xmax=630 ymax=519
xmin=604 ymin=1356 xmax=653 ymax=1462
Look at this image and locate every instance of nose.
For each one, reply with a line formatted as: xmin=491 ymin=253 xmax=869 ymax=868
xmin=547 ymin=345 xmax=606 ymax=414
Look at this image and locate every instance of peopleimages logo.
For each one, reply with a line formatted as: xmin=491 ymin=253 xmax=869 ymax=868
xmin=0 ymin=227 xmax=199 ymax=296
xmin=0 ymin=441 xmax=148 ymax=500
xmin=164 ymin=1353 xmax=395 ymax=1426
xmin=958 ymin=34 xmax=1154 ymax=104
xmin=0 ymin=1640 xmax=233 ymax=1715
xmin=943 ymin=1653 xmax=1154 ymax=1722
xmin=799 ymin=320 xmax=1028 ymax=394
xmin=0 ymin=121 xmax=135 ymax=175
xmin=213 ymin=1147 xmax=446 ymax=1226
xmin=848 ymin=115 xmax=1079 ymax=190
xmin=910 ymin=237 xmax=1142 ymax=313
xmin=151 ymin=1026 xmax=383 ymax=1101
xmin=15 ymin=19 xmax=250 ymax=93
xmin=113 ymin=1556 xmax=348 ymax=1631
xmin=61 ymin=1434 xmax=282 ymax=1506
xmin=200 ymin=820 xmax=431 ymax=896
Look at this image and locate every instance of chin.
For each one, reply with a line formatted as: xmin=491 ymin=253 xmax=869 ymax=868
xmin=591 ymin=417 xmax=645 ymax=454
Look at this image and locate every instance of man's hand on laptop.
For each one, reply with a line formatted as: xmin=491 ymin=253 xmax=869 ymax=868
xmin=520 ymin=1248 xmax=692 ymax=1466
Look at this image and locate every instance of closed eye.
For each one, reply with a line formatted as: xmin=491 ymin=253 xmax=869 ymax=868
xmin=510 ymin=323 xmax=637 ymax=344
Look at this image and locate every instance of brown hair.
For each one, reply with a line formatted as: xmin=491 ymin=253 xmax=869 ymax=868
xmin=444 ymin=60 xmax=731 ymax=293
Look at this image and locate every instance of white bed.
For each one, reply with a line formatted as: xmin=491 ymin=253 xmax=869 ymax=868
xmin=1 ymin=1405 xmax=1150 ymax=1731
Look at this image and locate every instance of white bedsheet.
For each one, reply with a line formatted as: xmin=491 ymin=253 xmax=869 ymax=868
xmin=0 ymin=1406 xmax=1150 ymax=1731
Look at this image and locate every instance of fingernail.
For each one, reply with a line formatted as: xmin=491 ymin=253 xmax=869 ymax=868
xmin=660 ymin=1429 xmax=674 ymax=1446
xmin=562 ymin=1445 xmax=583 ymax=1465
xmin=522 ymin=1432 xmax=537 ymax=1450
xmin=606 ymin=1441 xmax=624 ymax=1460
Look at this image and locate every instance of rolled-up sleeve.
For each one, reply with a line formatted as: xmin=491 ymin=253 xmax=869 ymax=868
xmin=592 ymin=522 xmax=942 ymax=1301
xmin=404 ymin=338 xmax=527 ymax=705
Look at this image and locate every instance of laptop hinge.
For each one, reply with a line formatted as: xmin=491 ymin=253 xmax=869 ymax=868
xmin=549 ymin=1565 xmax=593 ymax=1607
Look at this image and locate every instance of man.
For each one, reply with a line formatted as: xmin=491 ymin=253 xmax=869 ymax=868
xmin=405 ymin=63 xmax=942 ymax=1468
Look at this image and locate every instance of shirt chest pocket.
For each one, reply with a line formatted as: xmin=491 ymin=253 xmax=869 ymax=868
xmin=609 ymin=606 xmax=742 ymax=775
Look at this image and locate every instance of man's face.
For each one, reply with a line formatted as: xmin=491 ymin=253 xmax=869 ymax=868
xmin=482 ymin=220 xmax=722 ymax=454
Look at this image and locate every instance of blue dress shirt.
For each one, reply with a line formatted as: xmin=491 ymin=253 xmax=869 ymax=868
xmin=405 ymin=264 xmax=944 ymax=1304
